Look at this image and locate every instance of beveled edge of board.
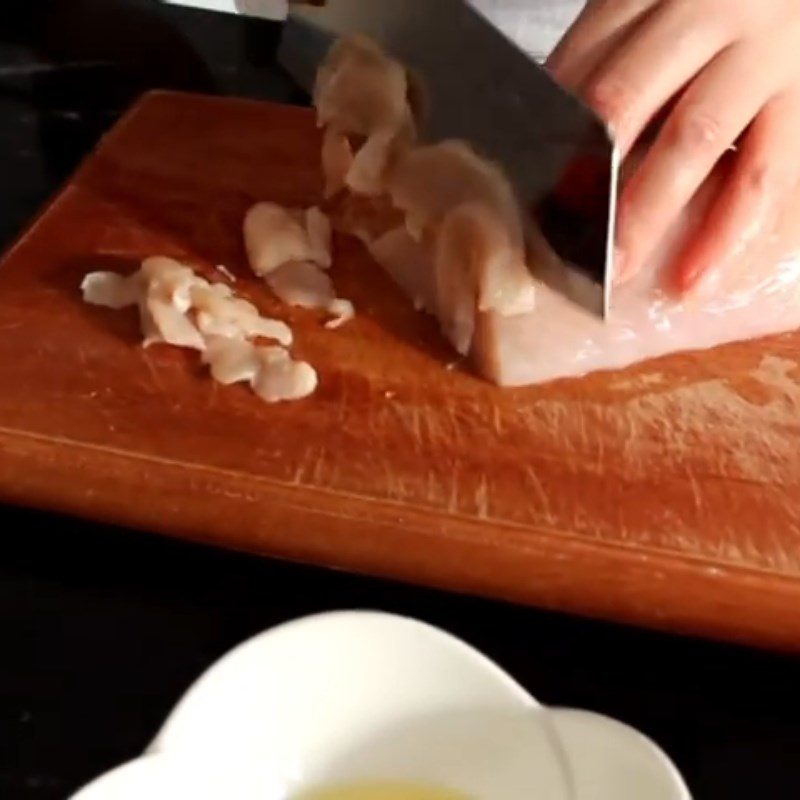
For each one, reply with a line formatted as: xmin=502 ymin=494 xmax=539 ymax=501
xmin=3 ymin=423 xmax=800 ymax=652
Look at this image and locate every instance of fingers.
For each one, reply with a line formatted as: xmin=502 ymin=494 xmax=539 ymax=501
xmin=675 ymin=88 xmax=800 ymax=293
xmin=547 ymin=0 xmax=800 ymax=291
xmin=547 ymin=0 xmax=658 ymax=90
xmin=614 ymin=39 xmax=780 ymax=283
xmin=580 ymin=0 xmax=732 ymax=152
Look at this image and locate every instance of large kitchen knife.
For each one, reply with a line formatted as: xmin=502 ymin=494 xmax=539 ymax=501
xmin=279 ymin=0 xmax=620 ymax=319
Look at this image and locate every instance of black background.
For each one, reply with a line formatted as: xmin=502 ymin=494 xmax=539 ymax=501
xmin=2 ymin=2 xmax=800 ymax=797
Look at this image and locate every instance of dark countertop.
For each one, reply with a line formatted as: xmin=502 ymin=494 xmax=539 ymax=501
xmin=2 ymin=2 xmax=800 ymax=798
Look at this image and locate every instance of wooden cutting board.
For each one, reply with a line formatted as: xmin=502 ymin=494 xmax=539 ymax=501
xmin=3 ymin=90 xmax=800 ymax=650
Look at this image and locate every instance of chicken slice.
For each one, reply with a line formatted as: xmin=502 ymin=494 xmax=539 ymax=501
xmin=203 ymin=338 xmax=318 ymax=403
xmin=190 ymin=283 xmax=292 ymax=346
xmin=305 ymin=206 xmax=333 ymax=269
xmin=124 ymin=256 xmax=206 ymax=351
xmin=345 ymin=127 xmax=406 ymax=197
xmin=252 ymin=347 xmax=319 ymax=403
xmin=330 ymin=192 xmax=405 ymax=246
xmin=314 ymin=35 xmax=417 ymax=197
xmin=202 ymin=336 xmax=261 ymax=386
xmin=387 ymin=141 xmax=522 ymax=241
xmin=368 ymin=226 xmax=436 ymax=313
xmin=244 ymin=203 xmax=315 ymax=277
xmin=143 ymin=298 xmax=206 ymax=351
xmin=314 ymin=34 xmax=413 ymax=140
xmin=324 ymin=299 xmax=355 ymax=330
xmin=140 ymin=256 xmax=204 ymax=314
xmin=81 ymin=271 xmax=141 ymax=309
xmin=386 ymin=141 xmax=536 ymax=318
xmin=321 ymin=128 xmax=355 ymax=200
xmin=82 ymin=256 xmax=291 ymax=353
xmin=266 ymin=260 xmax=334 ymax=309
xmin=83 ymin=256 xmax=320 ymax=401
xmin=244 ymin=202 xmax=333 ymax=277
xmin=266 ymin=260 xmax=354 ymax=328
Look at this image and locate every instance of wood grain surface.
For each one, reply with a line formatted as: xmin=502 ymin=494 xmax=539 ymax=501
xmin=2 ymin=91 xmax=800 ymax=650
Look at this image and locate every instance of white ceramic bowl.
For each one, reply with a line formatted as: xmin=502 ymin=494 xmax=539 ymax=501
xmin=71 ymin=611 xmax=691 ymax=799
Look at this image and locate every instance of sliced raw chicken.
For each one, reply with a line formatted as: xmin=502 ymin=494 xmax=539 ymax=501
xmin=137 ymin=257 xmax=207 ymax=351
xmin=330 ymin=191 xmax=405 ymax=246
xmin=266 ymin=260 xmax=354 ymax=329
xmin=314 ymin=34 xmax=415 ymax=142
xmin=314 ymin=35 xmax=417 ymax=197
xmin=244 ymin=203 xmax=332 ymax=276
xmin=325 ymin=299 xmax=355 ymax=330
xmin=252 ymin=347 xmax=319 ymax=403
xmin=314 ymin=35 xmax=800 ymax=387
xmin=387 ymin=142 xmax=520 ymax=240
xmin=203 ymin=338 xmax=318 ymax=403
xmin=202 ymin=335 xmax=260 ymax=386
xmin=80 ymin=271 xmax=141 ymax=309
xmin=243 ymin=203 xmax=354 ymax=329
xmin=368 ymin=226 xmax=436 ymax=313
xmin=83 ymin=256 xmax=292 ymax=353
xmin=305 ymin=207 xmax=333 ymax=269
xmin=387 ymin=142 xmax=535 ymax=312
xmin=266 ymin=260 xmax=334 ymax=309
xmin=321 ymin=128 xmax=355 ymax=200
xmin=345 ymin=128 xmax=406 ymax=197
xmin=190 ymin=283 xmax=292 ymax=346
xmin=140 ymin=256 xmax=204 ymax=312
xmin=358 ymin=140 xmax=536 ymax=355
xmin=82 ymin=256 xmax=315 ymax=401
xmin=142 ymin=296 xmax=205 ymax=351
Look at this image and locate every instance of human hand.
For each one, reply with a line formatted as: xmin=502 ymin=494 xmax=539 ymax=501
xmin=547 ymin=0 xmax=800 ymax=292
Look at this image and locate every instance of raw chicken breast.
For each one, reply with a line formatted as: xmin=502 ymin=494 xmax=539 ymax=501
xmin=474 ymin=176 xmax=800 ymax=386
xmin=315 ymin=34 xmax=800 ymax=387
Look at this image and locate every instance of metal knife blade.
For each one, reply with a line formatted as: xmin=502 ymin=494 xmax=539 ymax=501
xmin=279 ymin=0 xmax=619 ymax=318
